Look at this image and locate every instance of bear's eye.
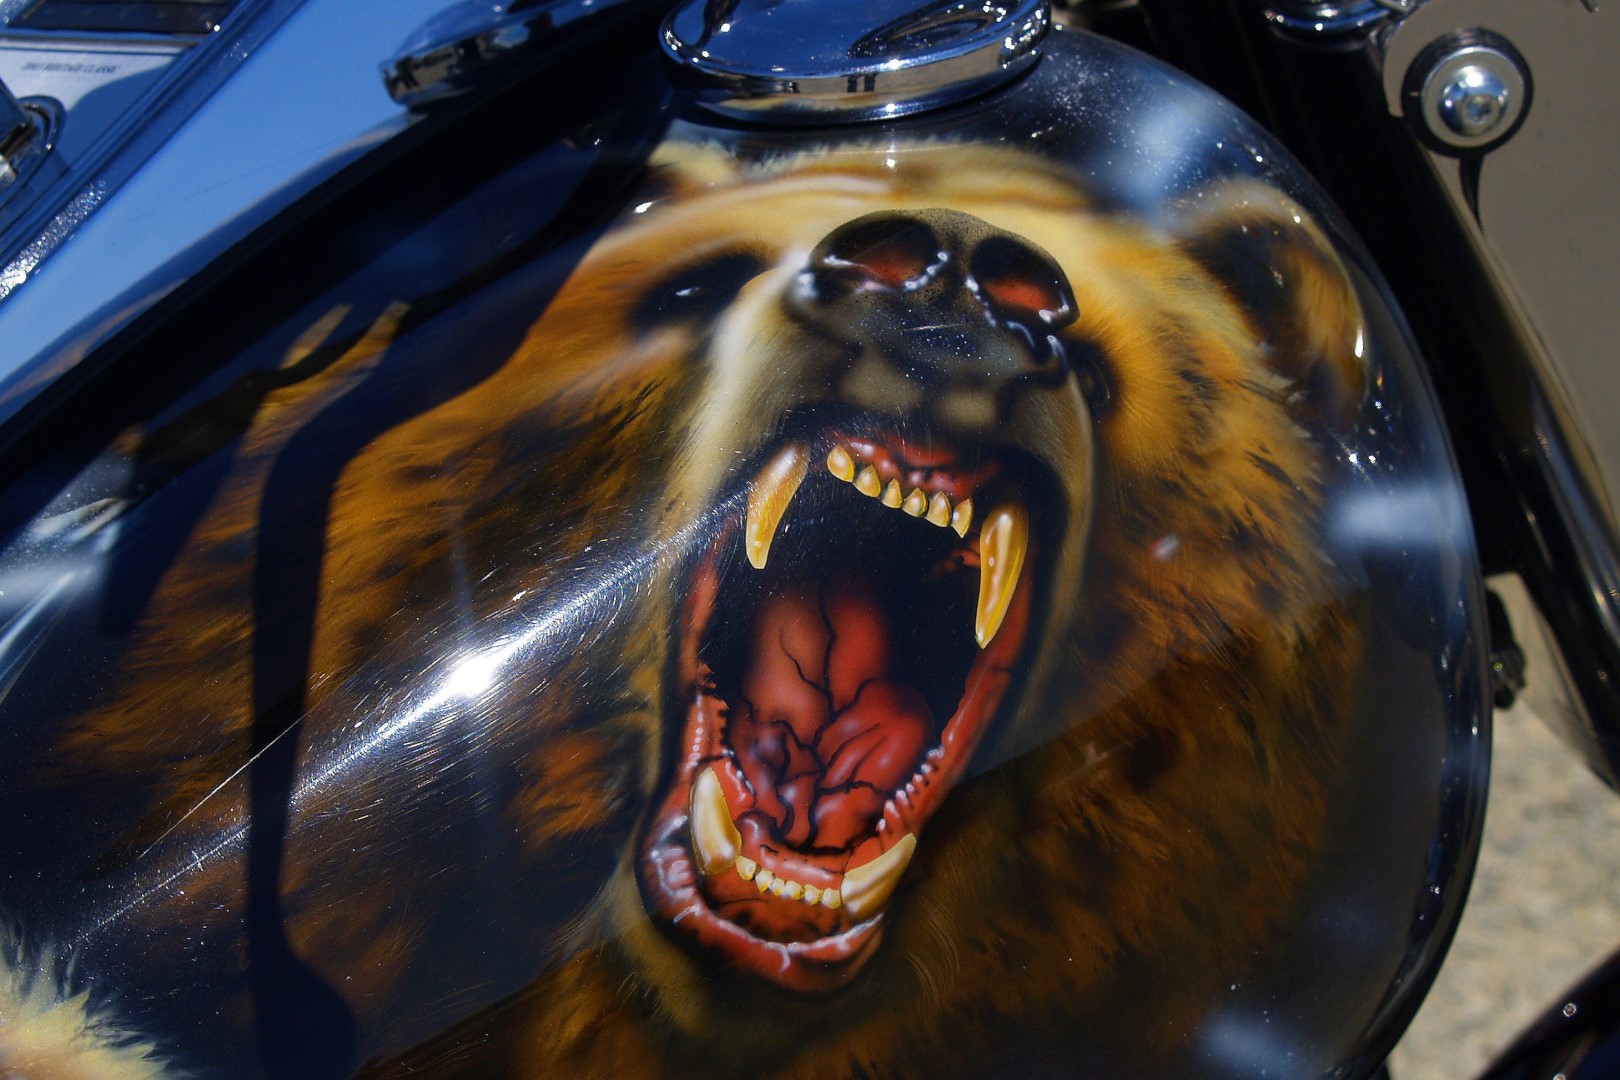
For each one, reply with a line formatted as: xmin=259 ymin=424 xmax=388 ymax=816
xmin=1069 ymin=339 xmax=1116 ymax=418
xmin=631 ymin=250 xmax=768 ymax=331
xmin=970 ymin=234 xmax=1076 ymax=329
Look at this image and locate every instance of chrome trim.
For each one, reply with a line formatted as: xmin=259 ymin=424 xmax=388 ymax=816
xmin=383 ymin=0 xmax=662 ymax=108
xmin=0 ymin=0 xmax=458 ymax=427
xmin=1261 ymin=0 xmax=1417 ymax=38
xmin=0 ymin=37 xmax=181 ymax=232
xmin=660 ymin=0 xmax=1050 ymax=123
xmin=0 ymin=71 xmax=31 ymax=152
xmin=0 ymin=0 xmax=288 ymax=301
xmin=0 ymin=86 xmax=54 ymax=200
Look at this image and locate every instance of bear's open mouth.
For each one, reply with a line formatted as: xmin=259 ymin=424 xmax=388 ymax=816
xmin=638 ymin=413 xmax=1050 ymax=991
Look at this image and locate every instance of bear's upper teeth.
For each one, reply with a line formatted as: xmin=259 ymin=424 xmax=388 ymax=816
xmin=745 ymin=443 xmax=809 ymax=570
xmin=949 ymin=497 xmax=973 ymax=538
xmin=826 ymin=445 xmax=856 ymax=482
xmin=975 ymin=503 xmax=1028 ymax=648
xmin=824 ymin=443 xmax=972 ymax=537
xmin=743 ymin=442 xmax=1024 ymax=646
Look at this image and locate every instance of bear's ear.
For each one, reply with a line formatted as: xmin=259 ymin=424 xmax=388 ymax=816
xmin=1176 ymin=183 xmax=1368 ymax=427
xmin=642 ymin=142 xmax=745 ymax=203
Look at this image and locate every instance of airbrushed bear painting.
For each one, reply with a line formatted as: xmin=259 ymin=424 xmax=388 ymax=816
xmin=0 ymin=136 xmax=1379 ymax=1078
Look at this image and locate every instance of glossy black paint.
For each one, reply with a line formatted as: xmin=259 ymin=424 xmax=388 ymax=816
xmin=0 ymin=20 xmax=1488 ymax=1079
xmin=1134 ymin=0 xmax=1620 ymax=791
xmin=0 ymin=38 xmax=675 ymax=1080
xmin=1479 ymin=947 xmax=1620 ymax=1080
xmin=11 ymin=0 xmax=239 ymax=34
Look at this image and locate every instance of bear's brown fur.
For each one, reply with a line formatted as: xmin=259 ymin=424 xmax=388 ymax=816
xmin=9 ymin=143 xmax=1364 ymax=1078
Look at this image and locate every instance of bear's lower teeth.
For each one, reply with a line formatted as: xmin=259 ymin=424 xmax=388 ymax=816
xmin=746 ymin=864 xmax=840 ymax=908
xmin=688 ymin=766 xmax=740 ymax=874
xmin=688 ymin=765 xmax=917 ymax=922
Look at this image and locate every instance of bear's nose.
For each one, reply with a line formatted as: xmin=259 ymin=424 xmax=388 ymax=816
xmin=965 ymin=232 xmax=1077 ymax=333
xmin=797 ymin=210 xmax=1078 ymax=391
xmin=809 ymin=214 xmax=944 ymax=298
xmin=805 ymin=211 xmax=1076 ymax=331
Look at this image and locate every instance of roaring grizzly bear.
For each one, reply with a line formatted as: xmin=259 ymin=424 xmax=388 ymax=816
xmin=0 ymin=141 xmax=1365 ymax=1078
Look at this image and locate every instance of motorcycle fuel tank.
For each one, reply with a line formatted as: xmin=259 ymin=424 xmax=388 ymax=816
xmin=0 ymin=2 xmax=1486 ymax=1077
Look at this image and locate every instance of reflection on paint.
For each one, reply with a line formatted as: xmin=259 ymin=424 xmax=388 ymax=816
xmin=0 ymin=136 xmax=1465 ymax=1078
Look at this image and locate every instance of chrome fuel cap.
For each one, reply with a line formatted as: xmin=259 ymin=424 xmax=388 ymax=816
xmin=660 ymin=0 xmax=1050 ymax=124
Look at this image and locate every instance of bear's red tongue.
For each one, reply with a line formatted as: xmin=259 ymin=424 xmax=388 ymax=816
xmin=729 ymin=579 xmax=933 ymax=851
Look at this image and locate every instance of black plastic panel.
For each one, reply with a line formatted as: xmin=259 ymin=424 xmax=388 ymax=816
xmin=9 ymin=0 xmax=236 ymax=35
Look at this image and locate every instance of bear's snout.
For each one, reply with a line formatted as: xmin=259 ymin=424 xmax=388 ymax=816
xmin=792 ymin=209 xmax=1077 ymax=395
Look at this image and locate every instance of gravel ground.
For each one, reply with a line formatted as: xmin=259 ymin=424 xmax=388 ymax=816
xmin=1387 ymin=685 xmax=1620 ymax=1076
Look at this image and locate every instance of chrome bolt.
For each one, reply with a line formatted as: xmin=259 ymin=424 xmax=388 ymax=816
xmin=0 ymin=80 xmax=53 ymax=201
xmin=1437 ymin=65 xmax=1509 ymax=137
xmin=1415 ymin=40 xmax=1529 ymax=151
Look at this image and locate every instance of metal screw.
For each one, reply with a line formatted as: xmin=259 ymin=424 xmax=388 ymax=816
xmin=1416 ymin=41 xmax=1529 ymax=151
xmin=0 ymin=80 xmax=52 ymax=200
xmin=0 ymin=78 xmax=36 ymax=191
xmin=1437 ymin=65 xmax=1509 ymax=137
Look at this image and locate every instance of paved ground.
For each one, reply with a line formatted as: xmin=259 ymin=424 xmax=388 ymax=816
xmin=1388 ymin=661 xmax=1620 ymax=1076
